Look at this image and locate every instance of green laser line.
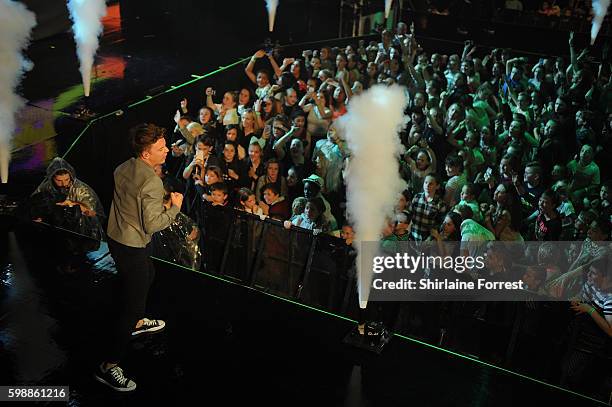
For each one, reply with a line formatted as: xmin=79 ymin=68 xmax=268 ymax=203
xmin=150 ymin=255 xmax=608 ymax=405
xmin=129 ymin=56 xmax=251 ymax=105
xmin=392 ymin=333 xmax=607 ymax=405
xmin=62 ymin=122 xmax=92 ymax=159
xmin=61 ymin=56 xmax=250 ymax=160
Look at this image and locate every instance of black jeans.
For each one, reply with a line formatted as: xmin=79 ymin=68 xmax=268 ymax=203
xmin=106 ymin=238 xmax=156 ymax=363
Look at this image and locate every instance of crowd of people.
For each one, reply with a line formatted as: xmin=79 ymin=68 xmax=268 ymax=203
xmin=28 ymin=21 xmax=611 ymax=393
xmin=32 ymin=22 xmax=612 ymax=306
xmin=158 ymin=24 xmax=612 ymax=377
xmin=155 ymin=27 xmax=607 ymax=275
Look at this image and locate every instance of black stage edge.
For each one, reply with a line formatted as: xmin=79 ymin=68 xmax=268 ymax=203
xmin=0 ymin=219 xmax=606 ymax=406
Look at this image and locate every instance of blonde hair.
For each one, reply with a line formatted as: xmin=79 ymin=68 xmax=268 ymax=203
xmin=241 ymin=108 xmax=261 ymax=133
xmin=292 ymin=197 xmax=307 ymax=215
xmin=186 ymin=122 xmax=204 ymax=137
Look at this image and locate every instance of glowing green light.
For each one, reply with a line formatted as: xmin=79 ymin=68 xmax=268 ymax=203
xmin=150 ymin=255 xmax=608 ymax=405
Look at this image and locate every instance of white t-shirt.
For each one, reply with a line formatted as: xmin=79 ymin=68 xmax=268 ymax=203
xmin=255 ymin=84 xmax=272 ymax=99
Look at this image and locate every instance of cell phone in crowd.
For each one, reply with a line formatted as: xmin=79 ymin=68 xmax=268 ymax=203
xmin=195 ymin=150 xmax=204 ymax=162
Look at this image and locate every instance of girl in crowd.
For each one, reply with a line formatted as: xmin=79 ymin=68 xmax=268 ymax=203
xmin=330 ymin=85 xmax=348 ymax=120
xmin=246 ymin=142 xmax=265 ymax=191
xmin=224 ymin=125 xmax=247 ymax=161
xmin=281 ymin=58 xmax=308 ymax=93
xmin=205 ymin=87 xmax=239 ymax=125
xmin=334 ymin=53 xmax=349 ymax=83
xmin=430 ymin=211 xmax=463 ymax=257
xmin=219 ymin=140 xmax=246 ymax=193
xmin=289 ymin=196 xmax=307 ymax=222
xmin=299 ymin=88 xmax=332 ymax=147
xmin=240 ymin=108 xmax=261 ymax=148
xmin=237 ymin=87 xmax=254 ymax=116
xmin=484 ymin=183 xmax=524 ymax=242
xmin=182 ymin=136 xmax=217 ymax=213
xmin=254 ymin=95 xmax=278 ymax=129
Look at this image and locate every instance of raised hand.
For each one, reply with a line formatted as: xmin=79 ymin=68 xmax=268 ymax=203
xmin=262 ymin=125 xmax=271 ymax=140
xmin=172 ymin=144 xmax=183 ymax=156
xmin=430 ymin=228 xmax=441 ymax=240
xmin=259 ymin=201 xmax=269 ymax=215
xmin=228 ymin=169 xmax=239 ymax=179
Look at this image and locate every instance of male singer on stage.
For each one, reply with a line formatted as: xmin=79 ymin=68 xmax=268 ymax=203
xmin=95 ymin=123 xmax=183 ymax=391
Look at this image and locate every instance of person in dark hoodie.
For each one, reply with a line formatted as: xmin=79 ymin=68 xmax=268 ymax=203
xmin=30 ymin=156 xmax=105 ymax=240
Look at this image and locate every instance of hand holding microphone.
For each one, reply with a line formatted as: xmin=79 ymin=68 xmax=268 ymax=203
xmin=170 ymin=192 xmax=184 ymax=209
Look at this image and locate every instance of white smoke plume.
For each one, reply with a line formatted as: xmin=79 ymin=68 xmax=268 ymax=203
xmin=67 ymin=0 xmax=107 ymax=97
xmin=0 ymin=0 xmax=36 ymax=184
xmin=337 ymin=85 xmax=407 ymax=308
xmin=591 ymin=0 xmax=610 ymax=44
xmin=385 ymin=0 xmax=393 ymax=18
xmin=266 ymin=0 xmax=279 ymax=32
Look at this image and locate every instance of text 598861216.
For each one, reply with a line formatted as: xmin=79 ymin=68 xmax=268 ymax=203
xmin=0 ymin=386 xmax=69 ymax=402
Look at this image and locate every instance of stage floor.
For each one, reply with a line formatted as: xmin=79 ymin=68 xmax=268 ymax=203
xmin=0 ymin=219 xmax=605 ymax=407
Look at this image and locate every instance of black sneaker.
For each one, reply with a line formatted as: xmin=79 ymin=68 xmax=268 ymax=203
xmin=132 ymin=318 xmax=166 ymax=337
xmin=94 ymin=364 xmax=137 ymax=392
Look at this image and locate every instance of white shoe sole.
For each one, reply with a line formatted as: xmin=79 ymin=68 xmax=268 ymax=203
xmin=94 ymin=373 xmax=137 ymax=392
xmin=132 ymin=321 xmax=166 ymax=336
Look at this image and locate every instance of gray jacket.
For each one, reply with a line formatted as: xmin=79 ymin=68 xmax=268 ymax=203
xmin=107 ymin=158 xmax=179 ymax=247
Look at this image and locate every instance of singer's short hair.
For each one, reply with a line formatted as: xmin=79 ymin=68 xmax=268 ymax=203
xmin=130 ymin=123 xmax=166 ymax=158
